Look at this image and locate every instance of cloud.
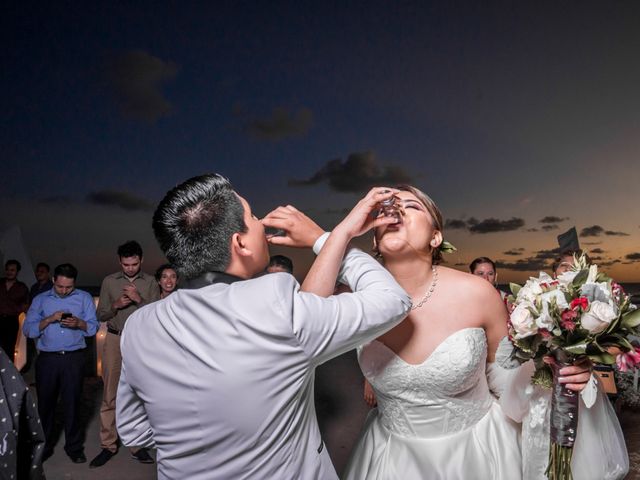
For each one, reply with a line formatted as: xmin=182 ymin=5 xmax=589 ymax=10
xmin=503 ymin=248 xmax=525 ymax=256
xmin=445 ymin=219 xmax=468 ymax=230
xmin=468 ymin=217 xmax=525 ymax=234
xmin=541 ymin=224 xmax=559 ymax=231
xmin=599 ymin=260 xmax=621 ymax=267
xmin=243 ymin=106 xmax=313 ymax=141
xmin=580 ymin=225 xmax=604 ymax=237
xmin=625 ymin=253 xmax=640 ymax=261
xmin=289 ymin=151 xmax=412 ymax=193
xmin=496 ymin=248 xmax=561 ymax=272
xmin=580 ymin=225 xmax=630 ymax=237
xmin=526 ymin=228 xmax=539 ymax=232
xmin=496 ymin=258 xmax=548 ymax=272
xmin=86 ymin=190 xmax=154 ymax=211
xmin=539 ymin=216 xmax=569 ymax=224
xmin=104 ymin=50 xmax=178 ymax=122
xmin=442 ymin=216 xmax=526 ymax=234
xmin=590 ymin=248 xmax=606 ymax=254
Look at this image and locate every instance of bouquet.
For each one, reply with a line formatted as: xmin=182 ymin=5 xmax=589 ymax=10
xmin=506 ymin=254 xmax=640 ymax=480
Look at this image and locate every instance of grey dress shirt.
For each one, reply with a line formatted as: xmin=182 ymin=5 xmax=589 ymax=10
xmin=116 ymin=245 xmax=410 ymax=479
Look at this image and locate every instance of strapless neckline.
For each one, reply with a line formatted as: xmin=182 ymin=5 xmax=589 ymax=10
xmin=372 ymin=327 xmax=485 ymax=367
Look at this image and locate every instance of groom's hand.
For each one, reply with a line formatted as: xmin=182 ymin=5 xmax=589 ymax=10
xmin=262 ymin=205 xmax=324 ymax=248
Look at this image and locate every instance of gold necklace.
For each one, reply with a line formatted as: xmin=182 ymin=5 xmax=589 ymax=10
xmin=410 ymin=265 xmax=438 ymax=310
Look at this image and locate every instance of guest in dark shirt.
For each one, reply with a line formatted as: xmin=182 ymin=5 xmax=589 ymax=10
xmin=22 ymin=263 xmax=54 ymax=374
xmin=29 ymin=262 xmax=53 ymax=301
xmin=0 ymin=260 xmax=29 ymax=362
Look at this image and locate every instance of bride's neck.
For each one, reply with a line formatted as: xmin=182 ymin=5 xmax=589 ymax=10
xmin=384 ymin=257 xmax=434 ymax=295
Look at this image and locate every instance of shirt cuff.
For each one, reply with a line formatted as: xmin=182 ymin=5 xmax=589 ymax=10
xmin=312 ymin=232 xmax=330 ymax=255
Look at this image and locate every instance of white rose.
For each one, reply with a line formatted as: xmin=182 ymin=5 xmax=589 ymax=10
xmin=517 ymin=277 xmax=544 ymax=303
xmin=557 ymin=270 xmax=578 ymax=287
xmin=541 ymin=289 xmax=569 ymax=310
xmin=511 ymin=303 xmax=539 ymax=338
xmin=581 ymin=300 xmax=618 ymax=333
xmin=536 ymin=312 xmax=555 ymax=331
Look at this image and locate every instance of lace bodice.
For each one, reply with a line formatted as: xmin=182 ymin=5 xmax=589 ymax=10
xmin=358 ymin=327 xmax=494 ymax=438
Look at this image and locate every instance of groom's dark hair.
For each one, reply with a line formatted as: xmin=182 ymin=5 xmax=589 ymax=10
xmin=152 ymin=174 xmax=247 ymax=280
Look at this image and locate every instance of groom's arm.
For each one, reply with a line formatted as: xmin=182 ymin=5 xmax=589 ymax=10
xmin=279 ymin=244 xmax=410 ymax=366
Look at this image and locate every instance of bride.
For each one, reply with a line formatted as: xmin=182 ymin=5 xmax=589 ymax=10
xmin=300 ymin=185 xmax=622 ymax=479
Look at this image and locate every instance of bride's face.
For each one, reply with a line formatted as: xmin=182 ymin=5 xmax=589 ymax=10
xmin=375 ymin=191 xmax=441 ymax=260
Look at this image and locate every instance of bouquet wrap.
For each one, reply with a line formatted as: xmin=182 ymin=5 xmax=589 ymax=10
xmin=547 ymin=355 xmax=580 ymax=479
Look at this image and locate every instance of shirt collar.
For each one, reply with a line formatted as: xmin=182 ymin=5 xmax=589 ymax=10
xmin=182 ymin=271 xmax=243 ymax=290
xmin=115 ymin=271 xmax=146 ymax=281
xmin=49 ymin=288 xmax=77 ymax=299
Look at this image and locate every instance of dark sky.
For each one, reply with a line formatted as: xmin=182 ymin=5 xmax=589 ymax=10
xmin=2 ymin=1 xmax=640 ymax=284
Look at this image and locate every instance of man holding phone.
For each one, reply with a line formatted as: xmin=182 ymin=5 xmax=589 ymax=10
xmin=23 ymin=263 xmax=98 ymax=464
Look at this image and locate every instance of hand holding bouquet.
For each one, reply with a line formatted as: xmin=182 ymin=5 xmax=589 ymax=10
xmin=506 ymin=254 xmax=639 ymax=480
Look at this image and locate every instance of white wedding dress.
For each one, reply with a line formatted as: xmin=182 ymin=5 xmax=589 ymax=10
xmin=343 ymin=327 xmax=522 ymax=479
xmin=343 ymin=327 xmax=629 ymax=480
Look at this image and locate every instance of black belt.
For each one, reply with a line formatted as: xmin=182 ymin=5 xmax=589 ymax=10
xmin=40 ymin=348 xmax=85 ymax=356
xmin=107 ymin=327 xmax=121 ymax=336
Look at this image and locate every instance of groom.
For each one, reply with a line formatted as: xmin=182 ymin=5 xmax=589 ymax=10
xmin=116 ymin=174 xmax=410 ymax=479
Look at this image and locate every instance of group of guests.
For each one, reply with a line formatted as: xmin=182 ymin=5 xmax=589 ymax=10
xmin=0 ymin=245 xmax=180 ymax=472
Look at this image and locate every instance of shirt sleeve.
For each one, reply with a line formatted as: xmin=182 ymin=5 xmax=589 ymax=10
xmin=96 ymin=278 xmax=115 ymax=322
xmin=22 ymin=296 xmax=44 ymax=339
xmin=116 ymin=360 xmax=156 ymax=449
xmin=81 ymin=293 xmax=99 ymax=337
xmin=285 ymin=248 xmax=411 ymax=366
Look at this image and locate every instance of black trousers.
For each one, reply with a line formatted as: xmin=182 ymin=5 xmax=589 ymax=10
xmin=0 ymin=315 xmax=19 ymax=362
xmin=36 ymin=349 xmax=85 ymax=456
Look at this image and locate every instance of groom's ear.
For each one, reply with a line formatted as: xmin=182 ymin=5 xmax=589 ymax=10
xmin=231 ymin=232 xmax=253 ymax=258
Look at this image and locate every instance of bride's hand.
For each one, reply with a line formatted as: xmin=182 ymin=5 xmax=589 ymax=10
xmin=333 ymin=187 xmax=400 ymax=241
xmin=543 ymin=356 xmax=592 ymax=392
xmin=363 ymin=379 xmax=377 ymax=407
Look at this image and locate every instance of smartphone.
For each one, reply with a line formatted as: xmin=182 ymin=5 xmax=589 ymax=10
xmin=61 ymin=313 xmax=72 ymax=319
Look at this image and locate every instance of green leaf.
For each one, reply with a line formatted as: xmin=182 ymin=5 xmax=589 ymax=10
xmin=510 ymin=283 xmax=522 ymax=296
xmin=565 ymin=342 xmax=588 ymax=354
xmin=587 ymin=352 xmax=616 ymax=364
xmin=622 ymin=308 xmax=640 ymax=329
xmin=572 ymin=269 xmax=589 ymax=288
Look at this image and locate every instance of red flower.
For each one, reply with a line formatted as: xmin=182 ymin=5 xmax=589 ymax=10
xmin=561 ymin=319 xmax=577 ymax=332
xmin=540 ymin=329 xmax=553 ymax=339
xmin=561 ymin=309 xmax=578 ymax=321
xmin=617 ymin=347 xmax=640 ymax=373
xmin=612 ymin=282 xmax=625 ymax=294
xmin=570 ymin=297 xmax=589 ymax=311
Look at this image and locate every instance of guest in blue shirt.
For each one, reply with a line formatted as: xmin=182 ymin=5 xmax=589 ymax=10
xmin=23 ymin=263 xmax=98 ymax=464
